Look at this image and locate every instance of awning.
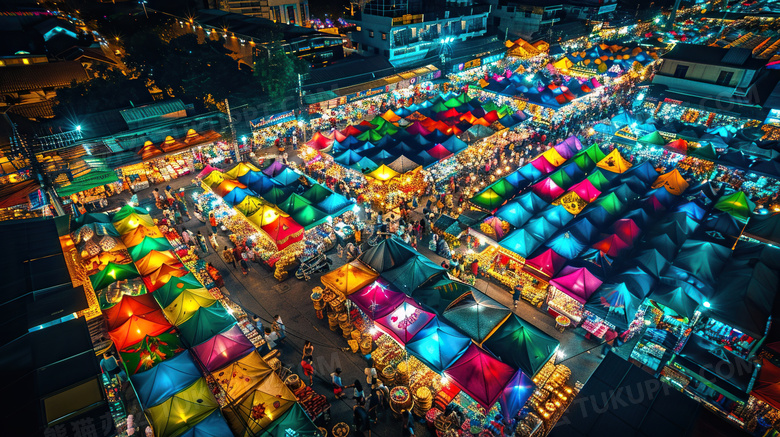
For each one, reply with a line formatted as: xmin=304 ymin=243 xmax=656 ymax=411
xmin=55 ymin=170 xmax=119 ymax=197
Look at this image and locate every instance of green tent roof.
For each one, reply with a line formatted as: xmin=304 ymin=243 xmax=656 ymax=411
xmin=689 ymin=143 xmax=717 ymax=161
xmin=113 ymin=205 xmax=153 ymax=222
xmin=382 ymin=255 xmax=446 ymax=295
xmin=482 ymin=314 xmax=560 ymax=376
xmin=119 ymin=329 xmax=186 ymax=375
xmin=586 ymin=170 xmax=611 ymax=190
xmin=548 ymin=169 xmax=573 ymax=190
xmin=90 ymin=262 xmax=140 ymax=291
xmin=638 ymin=131 xmax=666 ymax=146
xmin=176 ymin=304 xmax=235 ymax=347
xmin=277 ymin=193 xmax=312 ymax=215
xmin=596 ymin=192 xmax=624 ymax=215
xmin=357 ymin=129 xmax=383 ymax=142
xmin=289 ymin=205 xmax=328 ymax=230
xmin=154 ymin=273 xmax=203 ymax=299
xmin=129 ymin=237 xmax=173 ymax=260
xmin=715 ymin=191 xmax=755 ymax=221
xmin=443 ymin=291 xmax=511 ymax=343
xmin=300 ymin=184 xmax=332 ymax=204
xmin=471 ymin=188 xmax=506 ymax=211
xmin=261 ymin=404 xmax=320 ymax=437
xmin=411 ymin=278 xmax=475 ymax=316
xmin=489 ymin=178 xmax=519 ymax=198
xmin=56 ymin=170 xmax=119 ymax=197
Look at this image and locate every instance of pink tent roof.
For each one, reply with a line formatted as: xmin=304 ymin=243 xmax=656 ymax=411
xmin=568 ymin=179 xmax=601 ymax=203
xmin=645 ymin=194 xmax=667 ymax=212
xmin=349 ymin=280 xmax=406 ymax=320
xmin=531 ymin=178 xmax=564 ymax=202
xmin=611 ymin=218 xmax=641 ymax=243
xmin=427 ymin=144 xmax=454 ymax=160
xmin=592 ymin=233 xmax=632 ymax=257
xmin=374 ymin=298 xmax=435 ymax=345
xmin=531 ymin=155 xmax=558 ymax=174
xmin=406 ymin=121 xmax=431 ymax=136
xmin=191 ymin=325 xmax=254 ymax=371
xmin=549 ymin=266 xmax=603 ymax=303
xmin=484 ymin=216 xmax=506 ymax=239
xmin=444 ymin=344 xmax=518 ymax=410
xmin=197 ymin=165 xmax=221 ymax=179
xmin=306 ymin=131 xmax=334 ymax=150
xmin=524 ymin=248 xmax=566 ymax=278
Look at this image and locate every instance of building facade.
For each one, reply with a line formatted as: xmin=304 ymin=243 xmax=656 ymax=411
xmin=219 ymin=0 xmax=309 ymax=26
xmin=346 ymin=0 xmax=491 ymax=68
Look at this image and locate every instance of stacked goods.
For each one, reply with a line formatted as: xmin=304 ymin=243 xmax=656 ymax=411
xmin=332 ymin=422 xmax=350 ymax=437
xmin=381 ymin=366 xmax=397 ymax=386
xmin=426 ymin=408 xmax=442 ymax=431
xmin=389 ymin=386 xmax=413 ymax=418
xmin=396 ymin=361 xmax=410 ymax=386
xmin=328 ymin=312 xmax=339 ymax=331
xmin=285 ymin=374 xmax=303 ymax=391
xmin=339 ymin=314 xmax=353 ymax=338
xmin=526 ymin=364 xmax=575 ymax=432
xmin=360 ymin=337 xmax=373 ymax=355
xmin=515 ymin=412 xmax=543 ymax=437
xmin=413 ymin=387 xmax=432 ymax=416
xmin=294 ymin=386 xmax=330 ymax=419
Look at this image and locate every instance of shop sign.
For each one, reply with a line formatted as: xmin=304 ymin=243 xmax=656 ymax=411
xmin=464 ymin=58 xmax=481 ymax=69
xmin=250 ymin=110 xmax=296 ymax=128
xmin=482 ymin=54 xmax=504 ymax=65
xmin=598 ymin=4 xmax=617 ymax=14
xmin=345 ymin=86 xmax=386 ymax=103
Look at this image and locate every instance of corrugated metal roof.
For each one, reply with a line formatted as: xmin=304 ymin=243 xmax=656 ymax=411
xmin=721 ymin=47 xmax=751 ymax=65
xmin=119 ymin=100 xmax=186 ymax=125
xmin=0 ymin=61 xmax=88 ymax=93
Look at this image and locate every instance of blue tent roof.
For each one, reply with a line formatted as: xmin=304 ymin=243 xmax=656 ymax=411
xmin=564 ymin=217 xmax=599 ymax=242
xmin=524 ymin=216 xmax=559 ymax=240
xmin=222 ymin=187 xmax=252 ymax=206
xmin=441 ymin=136 xmax=468 ymax=153
xmin=406 ymin=318 xmax=471 ymax=373
xmin=316 ymin=193 xmax=353 ymax=215
xmin=515 ymin=192 xmax=548 ymax=214
xmin=518 ymin=163 xmax=543 ymax=182
xmin=503 ymin=170 xmax=526 ymax=189
xmin=645 ymin=186 xmax=677 ymax=207
xmin=546 ymin=231 xmax=586 ymax=259
xmin=247 ymin=174 xmax=281 ymax=195
xmin=131 ymin=351 xmax=201 ymax=409
xmin=237 ymin=170 xmax=264 ymax=186
xmin=542 ymin=204 xmax=574 ymax=228
xmin=579 ymin=205 xmax=614 ymax=228
xmin=623 ymin=161 xmax=659 ymax=185
xmin=498 ymin=371 xmax=535 ymax=421
xmin=178 ymin=410 xmax=234 ymax=437
xmin=673 ymin=200 xmax=707 ymax=221
xmin=273 ymin=168 xmax=302 ymax=186
xmin=496 ymin=200 xmax=534 ymax=229
xmin=500 ymin=229 xmax=543 ymax=258
xmin=334 ymin=149 xmax=363 ymax=166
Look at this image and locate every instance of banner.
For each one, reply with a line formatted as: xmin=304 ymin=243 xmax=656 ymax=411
xmin=250 ymin=110 xmax=296 ymax=129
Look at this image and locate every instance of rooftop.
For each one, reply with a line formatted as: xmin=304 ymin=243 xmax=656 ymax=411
xmin=661 ymin=44 xmax=769 ymax=70
xmin=0 ymin=61 xmax=89 ymax=94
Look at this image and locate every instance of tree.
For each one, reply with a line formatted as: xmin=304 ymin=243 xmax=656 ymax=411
xmin=254 ymin=44 xmax=310 ymax=103
xmin=53 ymin=65 xmax=152 ymax=118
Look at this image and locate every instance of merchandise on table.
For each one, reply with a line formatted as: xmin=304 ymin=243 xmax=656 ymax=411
xmin=546 ymin=287 xmax=583 ymax=324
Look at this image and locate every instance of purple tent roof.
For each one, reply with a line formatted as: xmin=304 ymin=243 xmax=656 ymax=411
xmin=549 ymin=266 xmax=603 ymax=303
xmin=191 ymin=325 xmax=254 ymax=371
xmin=349 ymin=279 xmax=406 ymax=319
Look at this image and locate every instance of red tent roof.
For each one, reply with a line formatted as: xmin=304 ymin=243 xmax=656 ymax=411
xmin=444 ymin=344 xmax=518 ymax=409
xmin=665 ymin=138 xmax=688 ymax=154
xmin=427 ymin=144 xmax=453 ymax=160
xmin=440 ymin=108 xmax=462 ymax=119
xmin=611 ymin=218 xmax=641 ymax=243
xmin=109 ymin=310 xmax=172 ymax=350
xmin=103 ymin=294 xmax=161 ymax=331
xmin=752 ymin=358 xmax=780 ymax=410
xmin=306 ymin=131 xmax=334 ymax=150
xmin=261 ymin=216 xmax=304 ymax=250
xmin=482 ymin=110 xmax=500 ymax=123
xmin=592 ymin=233 xmax=632 ymax=257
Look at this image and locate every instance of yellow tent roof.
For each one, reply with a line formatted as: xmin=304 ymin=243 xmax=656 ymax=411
xmin=246 ymin=204 xmax=286 ymax=228
xmin=114 ymin=213 xmax=155 ymax=234
xmin=553 ymin=58 xmax=573 ymax=70
xmin=201 ymin=170 xmax=225 ymax=189
xmin=135 ymin=250 xmax=179 ymax=275
xmin=223 ymin=372 xmax=297 ymax=435
xmin=380 ymin=110 xmax=401 ymax=122
xmin=542 ymin=148 xmax=566 ymax=167
xmin=235 ymin=195 xmax=266 ymax=216
xmin=212 ymin=351 xmax=274 ymax=402
xmin=224 ymin=162 xmax=261 ymax=179
xmin=596 ymin=149 xmax=632 ymax=174
xmin=121 ymin=225 xmax=164 ymax=247
xmin=321 ymin=260 xmax=378 ymax=295
xmin=163 ymin=288 xmax=216 ymax=325
xmin=651 ymin=168 xmax=689 ymax=195
xmin=366 ymin=164 xmax=400 ymax=182
xmin=146 ymin=378 xmax=218 ymax=437
xmin=553 ymin=191 xmax=588 ymax=215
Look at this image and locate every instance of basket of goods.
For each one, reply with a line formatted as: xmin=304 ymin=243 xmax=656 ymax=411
xmin=348 ymin=339 xmax=359 ymax=353
xmin=381 ymin=366 xmax=396 ymax=386
xmin=426 ymin=408 xmax=442 ymax=430
xmin=285 ymin=374 xmax=303 ymax=391
xmin=396 ymin=361 xmax=410 ymax=385
xmin=311 ymin=292 xmax=324 ymax=310
xmin=389 ymin=386 xmax=413 ymax=417
xmin=332 ymin=422 xmax=350 ymax=437
xmin=327 ymin=312 xmax=339 ymax=331
xmin=360 ymin=338 xmax=373 ymax=355
xmin=413 ymin=387 xmax=432 ymax=416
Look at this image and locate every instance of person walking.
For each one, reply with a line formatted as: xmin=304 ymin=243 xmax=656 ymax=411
xmin=353 ymin=400 xmax=371 ymax=437
xmin=513 ymin=284 xmax=522 ymax=309
xmin=239 ymin=256 xmax=249 ymax=276
xmin=302 ymin=340 xmax=314 ymax=361
xmin=331 ymin=368 xmax=346 ymax=399
xmin=222 ymin=246 xmax=237 ymax=269
xmin=264 ymin=328 xmax=279 ymax=352
xmin=208 ymin=232 xmax=218 ymax=251
xmin=273 ymin=315 xmax=286 ymax=342
xmin=209 ymin=212 xmax=218 ymax=233
xmin=352 ymin=380 xmax=365 ymax=403
xmin=100 ymin=352 xmax=122 ymax=383
xmin=196 ymin=231 xmax=209 ymax=253
xmin=300 ymin=357 xmax=315 ymax=386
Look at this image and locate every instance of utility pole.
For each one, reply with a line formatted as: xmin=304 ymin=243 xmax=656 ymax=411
xmin=666 ymin=0 xmax=683 ymax=30
xmin=225 ymin=98 xmax=239 ymax=162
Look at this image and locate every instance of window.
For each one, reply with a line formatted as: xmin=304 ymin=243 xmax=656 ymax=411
xmin=381 ymin=32 xmax=387 ymax=40
xmin=716 ymin=70 xmax=734 ymax=86
xmin=368 ymin=30 xmax=374 ymax=38
xmin=673 ymin=65 xmax=688 ymax=78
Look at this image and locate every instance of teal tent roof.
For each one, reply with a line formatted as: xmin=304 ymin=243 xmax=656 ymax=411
xmin=316 ymin=193 xmax=353 ymax=215
xmin=382 ymin=255 xmax=446 ymax=295
xmin=131 ymin=351 xmax=201 ymax=409
xmin=443 ymin=291 xmax=511 ymax=343
xmin=500 ymin=229 xmax=543 ymax=258
xmin=482 ymin=314 xmax=560 ymax=376
xmin=359 ymin=237 xmax=417 ymax=273
xmin=495 ymin=200 xmax=534 ymax=229
xmin=405 ymin=317 xmax=471 ymax=373
xmin=176 ymin=304 xmax=235 ymax=347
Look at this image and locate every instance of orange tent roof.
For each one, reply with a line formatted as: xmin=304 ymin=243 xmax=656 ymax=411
xmin=103 ymin=294 xmax=161 ymax=331
xmin=109 ymin=310 xmax=172 ymax=350
xmin=138 ymin=141 xmax=163 ymax=160
xmin=651 ymin=168 xmax=689 ymax=195
xmin=321 ymin=260 xmax=378 ymax=295
xmin=214 ymin=179 xmax=247 ymax=197
xmin=596 ymin=149 xmax=632 ymax=174
xmin=121 ymin=226 xmax=164 ymax=247
xmin=135 ymin=250 xmax=181 ymax=275
xmin=160 ymin=135 xmax=189 ymax=153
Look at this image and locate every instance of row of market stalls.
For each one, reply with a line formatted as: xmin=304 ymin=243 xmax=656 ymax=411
xmin=315 ymin=237 xmax=574 ymax=435
xmin=302 ymin=91 xmax=528 ymax=211
xmin=198 ymin=162 xmax=356 ymax=277
xmin=550 ymin=43 xmax=659 ymax=79
xmin=597 ymin=111 xmax=780 ymax=178
xmin=466 ymin=134 xmax=780 ymax=427
xmin=73 ymin=205 xmax=320 ymax=436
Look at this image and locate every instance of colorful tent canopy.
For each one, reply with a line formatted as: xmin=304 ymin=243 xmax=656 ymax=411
xmin=411 ymin=278 xmax=475 ymax=316
xmin=374 ymin=298 xmax=435 ymax=345
xmin=119 ymin=330 xmax=186 ymax=375
xmin=612 ymin=218 xmax=641 ymax=243
xmin=113 ymin=205 xmax=152 ymax=222
xmin=129 ymin=237 xmax=173 ymax=260
xmin=546 ymin=231 xmax=586 ymax=259
xmin=359 ymin=238 xmax=417 ymax=273
xmin=444 ymin=344 xmax=518 ymax=409
xmin=132 ymin=351 xmax=201 ymax=409
xmin=261 ymin=216 xmax=304 ymax=250
xmin=568 ymin=179 xmax=601 ymax=203
xmin=223 ymin=372 xmax=298 ymax=436
xmin=135 ymin=250 xmax=181 ymax=276
xmin=714 ymin=191 xmax=755 ymax=221
xmin=349 ymin=280 xmax=406 ymax=319
xmin=495 ymin=200 xmax=534 ymax=228
xmin=443 ymin=291 xmax=511 ymax=343
xmin=592 ymin=233 xmax=632 ymax=257
xmin=638 ymin=131 xmax=666 ymax=146
xmin=382 ymin=255 xmax=446 ymax=295
xmin=584 ymin=282 xmax=646 ymax=331
xmin=524 ymin=248 xmax=566 ymax=278
xmin=191 ymin=324 xmax=254 ymax=371
xmin=366 ymin=164 xmax=400 ymax=181
xmin=531 ymin=178 xmax=564 ymax=201
xmin=405 ymin=317 xmax=471 ymax=373
xmin=596 ymin=149 xmax=631 ymax=173
xmin=321 ymin=260 xmax=379 ymax=295
xmin=482 ymin=314 xmax=560 ymax=376
xmin=145 ymin=378 xmax=219 ymax=437
xmin=104 ymin=294 xmax=163 ymax=331
xmin=649 ymin=278 xmax=707 ymax=319
xmin=178 ymin=411 xmax=233 ymax=437
xmin=121 ymin=225 xmax=165 ymax=247
xmin=257 ymin=404 xmax=319 ymax=437
xmin=471 ymin=187 xmax=506 ymax=211
xmin=212 ymin=351 xmax=274 ymax=402
xmin=176 ymin=304 xmax=235 ymax=347
xmin=161 ymin=287 xmax=217 ymax=325
xmin=651 ymin=169 xmax=689 ymax=195
xmin=751 ymin=359 xmax=780 ymax=411
xmin=109 ymin=309 xmax=172 ymax=351
xmin=498 ymin=372 xmax=536 ymax=422
xmin=549 ymin=266 xmax=603 ymax=303
xmin=500 ymin=229 xmax=543 ymax=258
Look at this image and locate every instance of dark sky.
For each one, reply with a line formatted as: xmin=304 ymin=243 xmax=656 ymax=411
xmin=308 ymin=0 xmax=352 ymax=19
